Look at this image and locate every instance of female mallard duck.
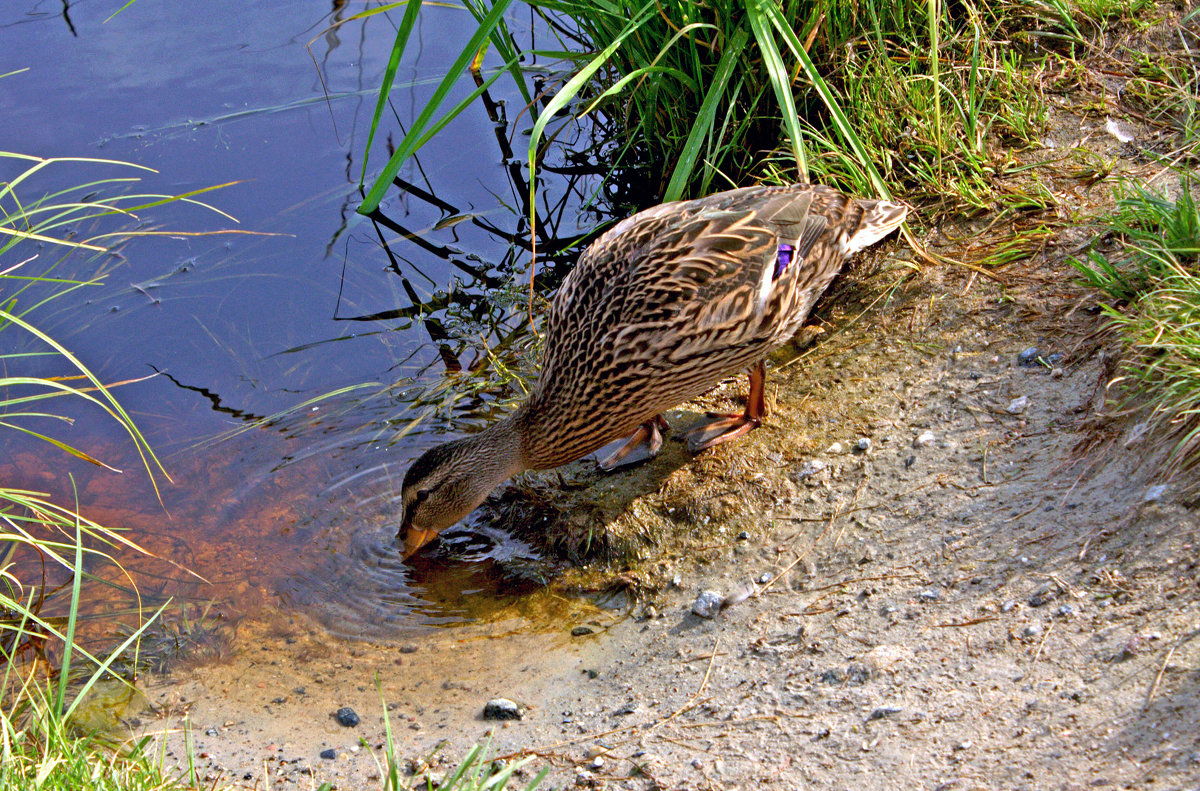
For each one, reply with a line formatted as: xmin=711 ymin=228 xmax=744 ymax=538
xmin=400 ymin=183 xmax=907 ymax=557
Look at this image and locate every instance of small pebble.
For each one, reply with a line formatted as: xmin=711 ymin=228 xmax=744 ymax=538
xmin=1006 ymin=395 xmax=1029 ymax=415
xmin=855 ymin=437 xmax=872 ymax=452
xmin=205 ymin=727 xmax=218 ymax=737
xmin=736 ymin=530 xmax=751 ymax=540
xmin=319 ymin=749 xmax=336 ymax=760
xmin=869 ymin=706 xmax=902 ymax=720
xmin=795 ymin=459 xmax=827 ymax=479
xmin=1028 ymin=586 xmax=1055 ymax=607
xmin=1055 ymin=604 xmax=1075 ymax=618
xmin=1018 ymin=347 xmax=1041 ymax=366
xmin=643 ymin=605 xmax=658 ymax=619
xmin=828 ymin=441 xmax=844 ymax=454
xmin=691 ymin=590 xmax=724 ymax=619
xmin=1144 ymin=484 xmax=1167 ymax=503
xmin=571 ymin=625 xmax=596 ymax=636
xmin=914 ymin=431 xmax=935 ymax=447
xmin=819 ymin=668 xmax=845 ymax=684
xmin=1022 ymin=623 xmax=1043 ymax=639
xmin=917 ymin=589 xmax=940 ymax=602
xmin=588 ymin=756 xmax=604 ymax=771
xmin=335 ymin=707 xmax=359 ymax=728
xmin=483 ymin=698 xmax=524 ymax=721
xmin=758 ymin=572 xmax=773 ymax=585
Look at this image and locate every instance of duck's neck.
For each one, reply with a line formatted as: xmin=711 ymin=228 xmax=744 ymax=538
xmin=462 ymin=408 xmax=531 ymax=488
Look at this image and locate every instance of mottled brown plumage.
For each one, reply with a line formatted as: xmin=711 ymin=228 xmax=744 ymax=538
xmin=399 ymin=183 xmax=907 ymax=557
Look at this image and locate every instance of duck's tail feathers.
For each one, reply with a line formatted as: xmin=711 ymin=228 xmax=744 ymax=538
xmin=844 ymin=200 xmax=908 ymax=256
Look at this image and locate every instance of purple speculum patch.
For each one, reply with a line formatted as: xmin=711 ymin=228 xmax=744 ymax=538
xmin=774 ymin=243 xmax=795 ymax=280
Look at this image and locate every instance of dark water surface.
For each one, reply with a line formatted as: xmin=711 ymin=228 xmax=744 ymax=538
xmin=1 ymin=1 xmax=625 ymax=639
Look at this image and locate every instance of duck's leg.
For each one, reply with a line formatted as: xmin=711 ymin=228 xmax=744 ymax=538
xmin=599 ymin=414 xmax=670 ymax=471
xmin=685 ymin=360 xmax=768 ymax=452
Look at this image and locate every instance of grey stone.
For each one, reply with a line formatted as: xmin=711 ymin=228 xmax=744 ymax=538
xmin=483 ymin=698 xmax=524 ymax=721
xmin=794 ymin=459 xmax=827 ymax=479
xmin=1006 ymin=395 xmax=1029 ymax=414
xmin=692 ymin=590 xmax=724 ymax=619
xmin=1018 ymin=347 xmax=1041 ymax=366
xmin=1144 ymin=484 xmax=1168 ymax=503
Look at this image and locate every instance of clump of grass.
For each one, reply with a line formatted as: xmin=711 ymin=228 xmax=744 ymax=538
xmin=1071 ymin=176 xmax=1200 ymax=475
xmin=358 ymin=0 xmax=1128 ymax=223
xmin=1 ymin=147 xmax=245 ymax=788
xmin=356 ymin=0 xmax=898 ymax=217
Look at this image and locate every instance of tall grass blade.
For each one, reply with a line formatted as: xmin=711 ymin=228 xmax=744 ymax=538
xmin=53 ymin=480 xmax=84 ymax=718
xmin=929 ymin=0 xmax=943 ymax=178
xmin=360 ymin=0 xmax=517 ymax=214
xmin=763 ymin=3 xmax=892 ymax=198
xmin=663 ymin=27 xmax=750 ymax=202
xmin=747 ymin=1 xmax=806 ymax=182
xmin=359 ymin=0 xmax=422 ymax=186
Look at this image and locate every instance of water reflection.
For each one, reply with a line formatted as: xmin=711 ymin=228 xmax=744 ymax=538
xmin=1 ymin=0 xmax=652 ymax=643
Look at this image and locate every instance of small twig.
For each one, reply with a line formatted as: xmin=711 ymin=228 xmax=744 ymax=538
xmin=1144 ymin=628 xmax=1200 ymax=711
xmin=1143 ymin=643 xmax=1177 ymax=712
xmin=684 ymin=652 xmax=729 ymax=663
xmin=1032 ymin=621 xmax=1054 ymax=664
xmin=933 ymin=616 xmax=998 ymax=628
xmin=756 ymin=507 xmax=840 ymax=595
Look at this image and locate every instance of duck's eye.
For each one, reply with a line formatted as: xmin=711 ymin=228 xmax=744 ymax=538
xmin=413 ymin=489 xmax=431 ymax=505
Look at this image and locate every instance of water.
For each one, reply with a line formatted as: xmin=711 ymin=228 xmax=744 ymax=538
xmin=0 ymin=1 xmax=635 ymax=641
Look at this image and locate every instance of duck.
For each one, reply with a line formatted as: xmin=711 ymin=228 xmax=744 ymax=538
xmin=399 ymin=183 xmax=908 ymax=558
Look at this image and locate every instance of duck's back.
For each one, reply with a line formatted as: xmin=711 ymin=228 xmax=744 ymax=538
xmin=518 ymin=183 xmax=905 ymax=468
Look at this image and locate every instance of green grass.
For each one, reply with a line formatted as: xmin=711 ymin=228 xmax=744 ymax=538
xmin=355 ymin=0 xmax=901 ymax=217
xmin=1071 ymin=176 xmax=1200 ymax=474
xmin=1 ymin=148 xmax=235 ymax=789
xmin=355 ymin=0 xmax=1163 ymax=220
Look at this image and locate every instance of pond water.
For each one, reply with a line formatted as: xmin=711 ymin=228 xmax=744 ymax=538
xmin=0 ymin=1 xmax=638 ymax=642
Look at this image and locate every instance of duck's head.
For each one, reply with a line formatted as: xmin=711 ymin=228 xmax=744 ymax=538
xmin=399 ymin=425 xmax=526 ymax=559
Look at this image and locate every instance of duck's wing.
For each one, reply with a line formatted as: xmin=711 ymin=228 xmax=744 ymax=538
xmin=557 ymin=189 xmax=826 ymax=362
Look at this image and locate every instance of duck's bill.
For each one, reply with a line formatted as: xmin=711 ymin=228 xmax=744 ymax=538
xmin=402 ymin=525 xmax=440 ymax=560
